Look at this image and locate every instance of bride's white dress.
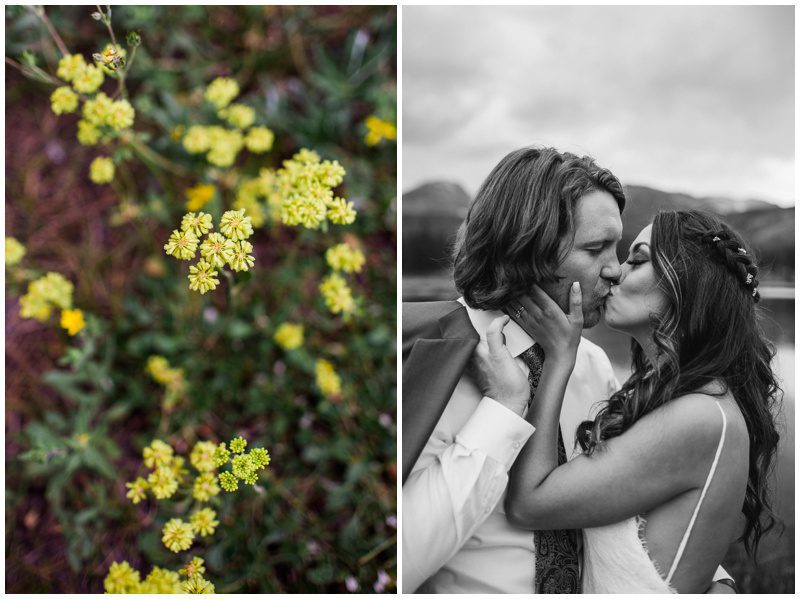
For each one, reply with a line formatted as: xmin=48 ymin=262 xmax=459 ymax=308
xmin=581 ymin=401 xmax=728 ymax=593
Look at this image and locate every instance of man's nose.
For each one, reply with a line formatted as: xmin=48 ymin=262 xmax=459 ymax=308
xmin=601 ymin=260 xmax=622 ymax=284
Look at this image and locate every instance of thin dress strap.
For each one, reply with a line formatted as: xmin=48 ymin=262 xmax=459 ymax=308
xmin=665 ymin=400 xmax=727 ymax=583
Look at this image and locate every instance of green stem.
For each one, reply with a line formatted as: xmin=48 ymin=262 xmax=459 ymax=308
xmin=359 ymin=534 xmax=397 ymax=565
xmin=127 ymin=135 xmax=190 ymax=178
xmin=30 ymin=6 xmax=70 ymax=56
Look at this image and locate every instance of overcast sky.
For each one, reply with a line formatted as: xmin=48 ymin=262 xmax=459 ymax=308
xmin=403 ymin=5 xmax=794 ymax=206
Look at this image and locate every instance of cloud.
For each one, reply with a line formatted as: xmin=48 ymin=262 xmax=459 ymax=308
xmin=403 ymin=5 xmax=794 ymax=205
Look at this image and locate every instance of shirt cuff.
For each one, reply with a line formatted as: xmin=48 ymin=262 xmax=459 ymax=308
xmin=455 ymin=397 xmax=535 ymax=469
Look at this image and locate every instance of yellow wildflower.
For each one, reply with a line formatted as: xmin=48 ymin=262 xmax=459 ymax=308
xmin=183 ymin=125 xmax=212 ymax=154
xmin=19 ymin=294 xmax=52 ymax=321
xmin=192 ymin=472 xmax=220 ymax=502
xmin=190 ymin=441 xmax=217 ymax=473
xmin=50 ymin=86 xmax=78 ymax=115
xmin=89 ymin=157 xmax=114 ymax=184
xmin=179 ymin=557 xmax=206 ymax=578
xmin=77 ymin=120 xmax=102 ymax=145
xmin=319 ymin=273 xmax=355 ymax=314
xmin=219 ymin=103 xmax=255 ymax=129
xmin=364 ymin=115 xmax=397 ymax=146
xmin=106 ymin=99 xmax=135 ymax=130
xmin=206 ymin=128 xmax=244 ymax=167
xmin=165 ymin=455 xmax=189 ymax=483
xmin=228 ymin=240 xmax=255 ymax=272
xmin=245 ymin=126 xmax=274 ymax=153
xmin=142 ymin=566 xmax=182 ymax=593
xmin=326 ymin=243 xmax=365 ymax=273
xmin=96 ymin=43 xmax=126 ymax=72
xmin=220 ymin=209 xmax=254 ymax=241
xmin=190 ymin=507 xmax=219 ymax=537
xmin=72 ymin=64 xmax=105 ymax=94
xmin=188 ymin=260 xmax=220 ymax=294
xmin=57 ymin=54 xmax=87 ymax=81
xmin=326 ymin=197 xmax=357 ymax=225
xmin=316 ymin=359 xmax=342 ymax=397
xmin=82 ymin=92 xmax=114 ymax=126
xmin=164 ymin=228 xmax=199 ymax=261
xmin=205 ymin=77 xmax=239 ymax=110
xmin=274 ymin=322 xmax=304 ymax=351
xmin=229 ymin=436 xmax=247 ymax=453
xmin=181 ymin=211 xmax=214 ymax=237
xmin=147 ymin=468 xmax=177 ymax=499
xmin=162 ymin=518 xmax=195 ymax=553
xmin=143 ymin=439 xmax=174 ymax=469
xmin=249 ymin=447 xmax=271 ymax=469
xmin=185 ymin=184 xmax=215 ymax=211
xmin=218 ymin=471 xmax=238 ymax=492
xmin=60 ymin=308 xmax=85 ymax=335
xmin=5 ymin=237 xmax=25 ymax=266
xmin=104 ymin=561 xmax=141 ymax=593
xmin=125 ymin=477 xmax=149 ymax=504
xmin=200 ymin=232 xmax=235 ymax=269
xmin=182 ymin=575 xmax=215 ymax=594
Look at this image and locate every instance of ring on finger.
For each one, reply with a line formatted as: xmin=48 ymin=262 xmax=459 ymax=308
xmin=513 ymin=304 xmax=525 ymax=319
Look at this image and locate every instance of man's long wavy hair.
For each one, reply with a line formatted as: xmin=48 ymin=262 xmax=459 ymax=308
xmin=577 ymin=210 xmax=782 ymax=557
xmin=453 ymin=147 xmax=626 ymax=310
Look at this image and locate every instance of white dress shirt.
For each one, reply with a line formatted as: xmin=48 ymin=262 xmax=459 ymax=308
xmin=403 ymin=301 xmax=619 ymax=593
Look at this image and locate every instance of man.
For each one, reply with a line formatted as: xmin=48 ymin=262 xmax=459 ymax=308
xmin=402 ymin=147 xmax=735 ymax=593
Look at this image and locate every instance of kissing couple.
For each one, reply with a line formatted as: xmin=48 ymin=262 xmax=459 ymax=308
xmin=402 ymin=147 xmax=781 ymax=593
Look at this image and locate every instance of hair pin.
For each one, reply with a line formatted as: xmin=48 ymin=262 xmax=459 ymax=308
xmin=712 ymin=236 xmax=721 ymax=242
xmin=745 ymin=273 xmax=754 ymax=285
xmin=738 ymin=248 xmax=747 ymax=255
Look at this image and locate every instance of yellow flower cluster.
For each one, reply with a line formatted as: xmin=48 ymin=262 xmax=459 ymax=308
xmin=185 ymin=183 xmax=216 ymax=211
xmin=182 ymin=77 xmax=274 ymax=167
xmin=53 ymin=54 xmax=137 ymax=186
xmin=164 ymin=209 xmax=256 ymax=293
xmin=364 ymin=115 xmax=397 ymax=146
xmin=57 ymin=53 xmax=104 ymax=94
xmin=315 ymin=359 xmax=342 ymax=398
xmin=326 ymin=243 xmax=365 ymax=273
xmin=104 ymin=559 xmax=215 ymax=594
xmin=19 ymin=272 xmax=74 ymax=322
xmin=319 ymin=272 xmax=355 ymax=315
xmin=204 ymin=77 xmax=239 ymax=110
xmin=5 ymin=237 xmax=26 ymax=266
xmin=273 ymin=322 xmax=304 ymax=351
xmin=89 ymin=156 xmax=115 ymax=184
xmin=270 ymin=149 xmax=356 ymax=230
xmin=60 ymin=308 xmax=85 ymax=335
xmin=162 ymin=517 xmax=195 ymax=552
xmin=145 ymin=355 xmax=186 ymax=403
xmin=50 ymin=86 xmax=78 ymax=115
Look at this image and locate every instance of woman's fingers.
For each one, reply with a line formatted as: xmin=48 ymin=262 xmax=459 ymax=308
xmin=568 ymin=281 xmax=583 ymax=326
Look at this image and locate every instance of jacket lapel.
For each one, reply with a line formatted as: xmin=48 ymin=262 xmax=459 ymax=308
xmin=402 ymin=305 xmax=479 ymax=483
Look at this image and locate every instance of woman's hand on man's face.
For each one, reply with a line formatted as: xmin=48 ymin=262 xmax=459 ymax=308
xmin=503 ymin=283 xmax=583 ymax=365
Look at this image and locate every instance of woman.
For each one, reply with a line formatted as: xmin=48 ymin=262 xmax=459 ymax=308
xmin=472 ymin=210 xmax=781 ymax=593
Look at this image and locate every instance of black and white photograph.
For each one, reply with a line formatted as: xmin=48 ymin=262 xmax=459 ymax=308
xmin=402 ymin=5 xmax=794 ymax=594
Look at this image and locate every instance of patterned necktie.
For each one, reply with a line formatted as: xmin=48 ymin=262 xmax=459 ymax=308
xmin=520 ymin=344 xmax=581 ymax=593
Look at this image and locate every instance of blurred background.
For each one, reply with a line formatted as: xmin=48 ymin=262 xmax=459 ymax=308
xmin=6 ymin=5 xmax=396 ymax=593
xmin=403 ymin=5 xmax=793 ymax=593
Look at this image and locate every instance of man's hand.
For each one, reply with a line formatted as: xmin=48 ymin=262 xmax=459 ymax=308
xmin=467 ymin=315 xmax=530 ymax=416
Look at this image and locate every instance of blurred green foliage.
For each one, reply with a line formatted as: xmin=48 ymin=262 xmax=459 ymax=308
xmin=6 ymin=5 xmax=396 ymax=593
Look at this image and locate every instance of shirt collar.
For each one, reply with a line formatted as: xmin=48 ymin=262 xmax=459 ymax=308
xmin=457 ymin=297 xmax=534 ymax=358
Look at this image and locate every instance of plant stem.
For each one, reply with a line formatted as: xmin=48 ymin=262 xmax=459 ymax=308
xmin=5 ymin=56 xmax=62 ymax=86
xmin=30 ymin=6 xmax=70 ymax=56
xmin=359 ymin=534 xmax=397 ymax=565
xmin=127 ymin=135 xmax=190 ymax=178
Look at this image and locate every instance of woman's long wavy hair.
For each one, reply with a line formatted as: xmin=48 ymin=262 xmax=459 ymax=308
xmin=577 ymin=210 xmax=782 ymax=557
